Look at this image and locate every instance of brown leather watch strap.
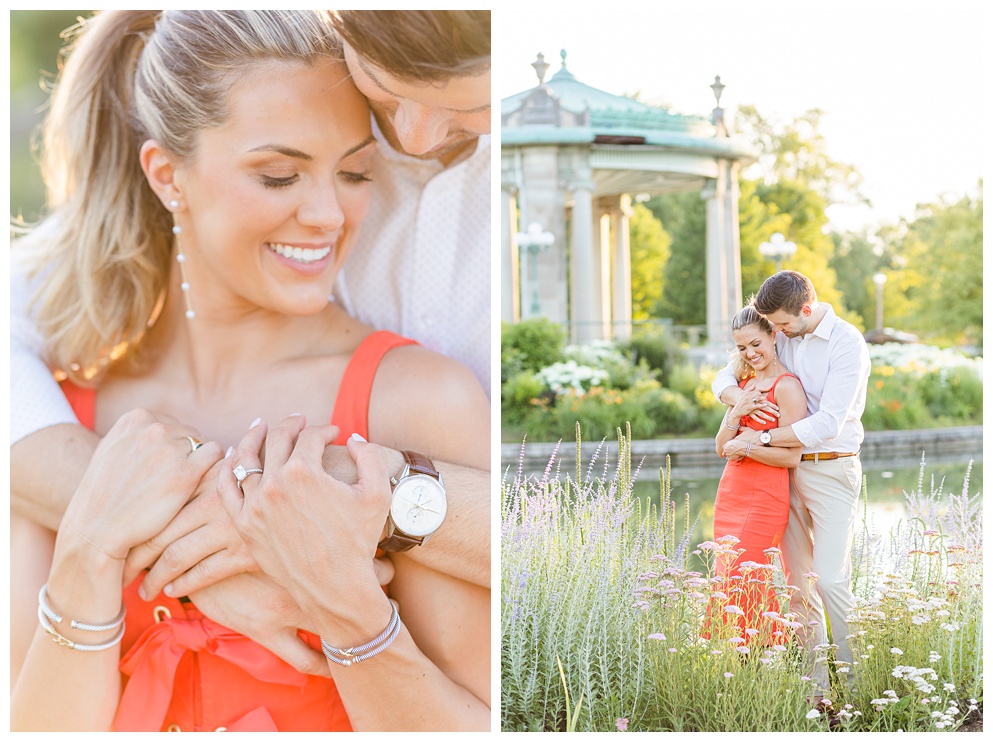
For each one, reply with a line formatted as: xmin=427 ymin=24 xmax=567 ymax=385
xmin=403 ymin=450 xmax=439 ymax=478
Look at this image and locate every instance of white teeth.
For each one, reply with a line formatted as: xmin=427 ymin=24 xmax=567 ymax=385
xmin=268 ymin=242 xmax=332 ymax=263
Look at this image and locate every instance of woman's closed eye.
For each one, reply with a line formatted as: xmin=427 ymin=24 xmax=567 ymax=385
xmin=260 ymin=174 xmax=299 ymax=189
xmin=339 ymin=170 xmax=373 ymax=184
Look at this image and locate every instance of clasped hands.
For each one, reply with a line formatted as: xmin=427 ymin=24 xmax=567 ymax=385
xmin=121 ymin=414 xmax=394 ymax=677
xmin=721 ymin=379 xmax=780 ymax=461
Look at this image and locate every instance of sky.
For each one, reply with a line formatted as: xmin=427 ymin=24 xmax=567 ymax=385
xmin=494 ymin=0 xmax=986 ymax=233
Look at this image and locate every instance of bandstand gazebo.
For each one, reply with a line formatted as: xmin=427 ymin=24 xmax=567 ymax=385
xmin=501 ymin=51 xmax=757 ymax=357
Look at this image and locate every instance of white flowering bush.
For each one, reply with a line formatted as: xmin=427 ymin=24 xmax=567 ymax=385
xmin=535 ymin=360 xmax=609 ymax=396
xmin=868 ymin=343 xmax=982 ymax=379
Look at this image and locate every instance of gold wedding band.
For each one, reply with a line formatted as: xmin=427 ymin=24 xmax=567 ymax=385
xmin=186 ymin=435 xmax=204 ymax=453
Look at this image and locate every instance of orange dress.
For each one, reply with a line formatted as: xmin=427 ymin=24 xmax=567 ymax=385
xmin=61 ymin=330 xmax=415 ymax=732
xmin=709 ymin=372 xmax=799 ymax=641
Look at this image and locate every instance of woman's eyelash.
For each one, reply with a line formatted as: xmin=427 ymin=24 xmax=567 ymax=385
xmin=261 ymin=175 xmax=299 ymax=189
xmin=341 ymin=172 xmax=373 ymax=184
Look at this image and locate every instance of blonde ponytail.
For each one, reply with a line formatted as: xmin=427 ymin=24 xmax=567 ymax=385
xmin=17 ymin=10 xmax=342 ymax=384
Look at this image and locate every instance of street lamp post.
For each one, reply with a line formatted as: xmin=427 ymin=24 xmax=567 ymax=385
xmin=516 ymin=222 xmax=555 ymax=317
xmin=758 ymin=232 xmax=797 ymax=273
xmin=873 ymin=272 xmax=887 ymax=331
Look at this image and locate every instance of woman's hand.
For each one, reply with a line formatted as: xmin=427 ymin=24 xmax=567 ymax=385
xmin=218 ymin=415 xmax=393 ymax=627
xmin=61 ymin=408 xmax=223 ymax=560
xmin=728 ymin=389 xmax=777 ymax=428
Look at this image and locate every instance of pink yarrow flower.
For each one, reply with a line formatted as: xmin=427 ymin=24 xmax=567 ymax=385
xmin=616 ymin=718 xmax=629 ymax=732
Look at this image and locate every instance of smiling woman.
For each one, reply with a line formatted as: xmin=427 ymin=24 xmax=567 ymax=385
xmin=10 ymin=9 xmax=489 ymax=732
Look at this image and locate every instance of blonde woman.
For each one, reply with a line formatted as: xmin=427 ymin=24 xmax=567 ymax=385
xmin=708 ymin=305 xmax=805 ymax=641
xmin=10 ymin=10 xmax=489 ymax=731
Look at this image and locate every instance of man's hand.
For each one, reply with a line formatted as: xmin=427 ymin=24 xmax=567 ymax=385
xmin=124 ymin=456 xmax=260 ymax=601
xmin=722 ymin=380 xmax=781 ymax=425
xmin=724 ymin=428 xmax=760 ymax=460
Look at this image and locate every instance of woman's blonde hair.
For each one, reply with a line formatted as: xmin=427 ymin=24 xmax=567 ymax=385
xmin=17 ymin=10 xmax=342 ymax=384
xmin=729 ymin=303 xmax=775 ymax=381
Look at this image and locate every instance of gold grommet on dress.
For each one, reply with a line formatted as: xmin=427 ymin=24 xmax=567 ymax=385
xmin=166 ymin=723 xmax=181 ymax=732
xmin=153 ymin=605 xmax=172 ymax=623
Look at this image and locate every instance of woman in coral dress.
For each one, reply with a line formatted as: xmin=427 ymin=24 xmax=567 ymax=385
xmin=10 ymin=10 xmax=489 ymax=731
xmin=709 ymin=305 xmax=806 ymax=642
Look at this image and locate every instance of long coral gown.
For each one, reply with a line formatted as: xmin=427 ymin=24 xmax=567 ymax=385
xmin=60 ymin=330 xmax=415 ymax=732
xmin=709 ymin=372 xmax=799 ymax=642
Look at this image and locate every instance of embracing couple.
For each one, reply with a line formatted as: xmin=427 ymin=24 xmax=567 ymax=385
xmin=710 ymin=270 xmax=872 ymax=707
xmin=10 ymin=10 xmax=490 ymax=732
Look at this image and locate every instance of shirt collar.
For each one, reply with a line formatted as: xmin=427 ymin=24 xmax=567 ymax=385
xmin=810 ymin=303 xmax=838 ymax=341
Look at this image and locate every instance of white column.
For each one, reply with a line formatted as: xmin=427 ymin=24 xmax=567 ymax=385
xmin=502 ymin=187 xmax=519 ymax=323
xmin=703 ymin=174 xmax=728 ymax=348
xmin=611 ymin=194 xmax=633 ymax=340
xmin=722 ymin=160 xmax=743 ymax=320
xmin=570 ymin=174 xmax=597 ymax=343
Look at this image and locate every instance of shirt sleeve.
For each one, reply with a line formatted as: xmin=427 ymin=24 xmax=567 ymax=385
xmin=790 ymin=330 xmax=870 ymax=448
xmin=10 ymin=266 xmax=80 ymax=445
xmin=711 ymin=362 xmax=738 ymax=403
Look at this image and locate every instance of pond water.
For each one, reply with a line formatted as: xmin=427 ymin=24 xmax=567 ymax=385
xmin=632 ymin=459 xmax=983 ymax=550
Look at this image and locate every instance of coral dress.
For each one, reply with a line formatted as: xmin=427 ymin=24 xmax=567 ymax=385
xmin=709 ymin=373 xmax=799 ymax=641
xmin=61 ymin=330 xmax=415 ymax=732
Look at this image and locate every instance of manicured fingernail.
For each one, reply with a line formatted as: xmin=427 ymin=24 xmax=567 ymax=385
xmin=225 ymin=446 xmax=234 ymax=459
xmin=289 ymin=412 xmax=302 ymax=417
xmin=249 ymin=417 xmax=262 ymax=430
xmin=163 ymin=583 xmax=174 ymax=597
xmin=138 ymin=584 xmax=148 ymax=601
xmin=350 ymin=433 xmax=367 ymax=442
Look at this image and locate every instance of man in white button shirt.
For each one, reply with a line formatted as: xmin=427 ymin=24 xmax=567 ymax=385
xmin=712 ymin=270 xmax=871 ymax=701
xmin=10 ymin=10 xmax=491 ymax=672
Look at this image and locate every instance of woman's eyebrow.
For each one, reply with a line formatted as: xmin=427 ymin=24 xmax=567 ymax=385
xmin=247 ymin=144 xmax=313 ymax=161
xmin=246 ymin=136 xmax=375 ymax=161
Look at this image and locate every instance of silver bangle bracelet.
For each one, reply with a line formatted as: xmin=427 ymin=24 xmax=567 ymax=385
xmin=38 ymin=606 xmax=126 ymax=651
xmin=39 ymin=583 xmax=126 ymax=632
xmin=723 ymin=414 xmax=740 ymax=431
xmin=321 ymin=603 xmax=401 ymax=667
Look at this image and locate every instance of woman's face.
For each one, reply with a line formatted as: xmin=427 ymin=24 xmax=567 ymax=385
xmin=732 ymin=323 xmax=776 ymax=372
xmin=173 ymin=59 xmax=375 ymax=318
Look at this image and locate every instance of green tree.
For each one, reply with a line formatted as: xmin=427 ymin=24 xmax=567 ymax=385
xmin=889 ymin=185 xmax=983 ymax=346
xmin=11 ymin=10 xmax=93 ymax=221
xmin=650 ymin=190 xmax=706 ymax=324
xmin=628 ymin=202 xmax=671 ymax=320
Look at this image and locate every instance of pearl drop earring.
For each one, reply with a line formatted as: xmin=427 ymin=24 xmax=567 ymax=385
xmin=172 ymin=222 xmax=195 ymax=319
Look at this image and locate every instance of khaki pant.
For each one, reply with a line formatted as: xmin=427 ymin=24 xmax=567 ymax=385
xmin=782 ymin=457 xmax=861 ymax=693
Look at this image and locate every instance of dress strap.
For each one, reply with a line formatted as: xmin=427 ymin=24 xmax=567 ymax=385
xmin=330 ymin=330 xmax=418 ymax=442
xmin=768 ymin=372 xmax=801 ymax=400
xmin=60 ymin=381 xmax=97 ymax=431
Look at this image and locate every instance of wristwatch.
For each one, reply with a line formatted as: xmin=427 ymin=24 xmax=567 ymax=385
xmin=378 ymin=451 xmax=448 ymax=552
xmin=759 ymin=431 xmax=773 ymax=446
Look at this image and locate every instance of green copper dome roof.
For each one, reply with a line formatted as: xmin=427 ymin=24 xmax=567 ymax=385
xmin=502 ymin=51 xmax=755 ymax=161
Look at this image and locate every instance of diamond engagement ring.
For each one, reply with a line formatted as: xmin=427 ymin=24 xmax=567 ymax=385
xmin=233 ymin=464 xmax=263 ymax=491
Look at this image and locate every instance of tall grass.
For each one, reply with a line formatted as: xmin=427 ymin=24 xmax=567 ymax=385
xmin=501 ymin=432 xmax=983 ymax=732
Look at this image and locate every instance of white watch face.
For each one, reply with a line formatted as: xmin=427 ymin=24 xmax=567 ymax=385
xmin=760 ymin=432 xmax=772 ymax=444
xmin=391 ymin=474 xmax=448 ymax=538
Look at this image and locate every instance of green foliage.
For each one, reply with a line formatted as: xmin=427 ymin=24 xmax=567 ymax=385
xmin=11 ymin=10 xmax=93 ymax=221
xmin=892 ymin=186 xmax=982 ymax=346
xmin=628 ymin=203 xmax=671 ymax=320
xmin=501 ymin=318 xmax=567 ymax=377
xmin=649 ymin=191 xmax=707 ymax=324
xmin=621 ymin=328 xmax=685 ymax=384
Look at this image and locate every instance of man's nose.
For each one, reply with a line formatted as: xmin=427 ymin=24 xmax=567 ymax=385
xmin=393 ymin=101 xmax=449 ymax=155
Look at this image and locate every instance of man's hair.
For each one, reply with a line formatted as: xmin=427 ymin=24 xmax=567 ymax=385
xmin=331 ymin=10 xmax=490 ymax=83
xmin=754 ymin=270 xmax=817 ymax=316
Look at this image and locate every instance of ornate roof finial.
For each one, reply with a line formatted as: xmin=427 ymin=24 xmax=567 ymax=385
xmin=531 ymin=52 xmax=550 ymax=85
xmin=560 ymin=49 xmax=568 ymax=69
xmin=710 ymin=75 xmax=725 ymax=107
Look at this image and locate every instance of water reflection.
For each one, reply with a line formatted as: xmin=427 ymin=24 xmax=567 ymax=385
xmin=633 ymin=461 xmax=982 ymax=551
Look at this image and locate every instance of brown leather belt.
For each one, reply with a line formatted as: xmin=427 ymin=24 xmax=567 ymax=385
xmin=800 ymin=452 xmax=859 ymax=462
